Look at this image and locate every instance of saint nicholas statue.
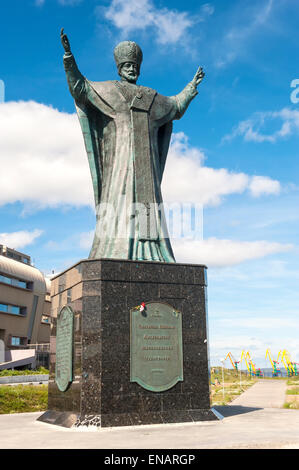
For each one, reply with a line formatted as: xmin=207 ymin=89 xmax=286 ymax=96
xmin=61 ymin=30 xmax=205 ymax=262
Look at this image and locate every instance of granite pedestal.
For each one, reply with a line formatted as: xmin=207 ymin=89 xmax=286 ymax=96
xmin=38 ymin=259 xmax=219 ymax=428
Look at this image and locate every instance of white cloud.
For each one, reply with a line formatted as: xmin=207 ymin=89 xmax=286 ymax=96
xmin=0 ymin=230 xmax=43 ymax=250
xmin=249 ymin=176 xmax=281 ymax=197
xmin=210 ymin=336 xmax=265 ymax=356
xmin=215 ymin=0 xmax=274 ymax=68
xmin=0 ymin=102 xmax=280 ymax=211
xmin=163 ymin=133 xmax=248 ymax=206
xmin=102 ymin=0 xmax=213 ymax=45
xmin=172 ymin=237 xmax=293 ymax=267
xmin=209 ymin=334 xmax=299 ymax=368
xmin=208 ymin=258 xmax=299 ymax=286
xmin=200 ymin=4 xmax=215 ymax=18
xmin=105 ymin=0 xmax=153 ymax=32
xmin=163 ymin=132 xmax=281 ymax=205
xmin=76 ymin=234 xmax=292 ymax=268
xmin=79 ymin=230 xmax=94 ymax=250
xmin=44 ymin=230 xmax=94 ymax=253
xmin=0 ymin=101 xmax=92 ymax=209
xmin=223 ymin=108 xmax=299 ymax=144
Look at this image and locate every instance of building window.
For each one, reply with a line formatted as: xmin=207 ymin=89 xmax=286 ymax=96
xmin=0 ymin=303 xmax=26 ymax=316
xmin=0 ymin=273 xmax=31 ymax=290
xmin=11 ymin=337 xmax=21 ymax=346
xmin=10 ymin=336 xmax=27 ymax=347
xmin=41 ymin=315 xmax=50 ymax=324
xmin=5 ymin=250 xmax=30 ymax=265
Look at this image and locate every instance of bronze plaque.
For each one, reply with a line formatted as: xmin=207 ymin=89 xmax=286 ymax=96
xmin=55 ymin=306 xmax=74 ymax=392
xmin=130 ymin=301 xmax=183 ymax=392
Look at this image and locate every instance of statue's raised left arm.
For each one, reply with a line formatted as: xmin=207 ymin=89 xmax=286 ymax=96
xmin=174 ymin=66 xmax=205 ymax=119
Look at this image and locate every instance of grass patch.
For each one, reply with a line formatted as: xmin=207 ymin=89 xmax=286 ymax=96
xmin=0 ymin=385 xmax=48 ymax=414
xmin=210 ymin=366 xmax=258 ymax=406
xmin=284 ymin=375 xmax=299 ymax=409
xmin=261 ymin=376 xmax=286 ymax=380
xmin=211 ymin=367 xmax=251 ymax=384
xmin=283 ymin=401 xmax=299 ymax=410
xmin=286 ymin=376 xmax=299 ymax=386
xmin=0 ymin=367 xmax=49 ymax=377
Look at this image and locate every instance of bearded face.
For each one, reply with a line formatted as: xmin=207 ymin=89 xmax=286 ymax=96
xmin=119 ymin=62 xmax=139 ymax=84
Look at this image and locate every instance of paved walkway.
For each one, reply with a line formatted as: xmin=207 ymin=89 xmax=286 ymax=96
xmin=0 ymin=379 xmax=299 ymax=449
xmin=229 ymin=379 xmax=287 ymax=408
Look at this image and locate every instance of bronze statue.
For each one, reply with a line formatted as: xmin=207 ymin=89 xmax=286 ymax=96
xmin=61 ymin=29 xmax=205 ymax=262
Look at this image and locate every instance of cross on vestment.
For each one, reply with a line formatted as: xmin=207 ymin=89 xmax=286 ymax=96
xmin=115 ymin=81 xmax=159 ymax=241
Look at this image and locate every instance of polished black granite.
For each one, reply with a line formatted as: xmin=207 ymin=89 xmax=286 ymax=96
xmin=38 ymin=259 xmax=220 ymax=428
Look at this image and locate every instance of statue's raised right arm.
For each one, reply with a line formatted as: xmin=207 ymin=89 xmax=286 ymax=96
xmin=61 ymin=28 xmax=86 ymax=103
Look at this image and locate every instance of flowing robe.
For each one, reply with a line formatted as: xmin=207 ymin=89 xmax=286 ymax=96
xmin=63 ymin=52 xmax=198 ymax=262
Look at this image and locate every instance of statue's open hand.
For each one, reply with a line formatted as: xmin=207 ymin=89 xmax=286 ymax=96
xmin=191 ymin=67 xmax=205 ymax=88
xmin=60 ymin=28 xmax=71 ymax=53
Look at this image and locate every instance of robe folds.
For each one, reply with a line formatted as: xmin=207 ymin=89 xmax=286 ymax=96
xmin=63 ymin=52 xmax=198 ymax=262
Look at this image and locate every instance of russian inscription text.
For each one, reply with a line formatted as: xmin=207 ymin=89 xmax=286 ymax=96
xmin=130 ymin=302 xmax=183 ymax=392
xmin=55 ymin=306 xmax=74 ymax=392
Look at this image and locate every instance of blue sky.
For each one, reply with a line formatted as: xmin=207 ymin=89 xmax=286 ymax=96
xmin=0 ymin=0 xmax=299 ymax=368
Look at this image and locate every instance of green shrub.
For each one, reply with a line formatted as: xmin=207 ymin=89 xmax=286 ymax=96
xmin=0 ymin=367 xmax=49 ymax=377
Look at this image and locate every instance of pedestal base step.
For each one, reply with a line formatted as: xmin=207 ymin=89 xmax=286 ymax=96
xmin=38 ymin=408 xmax=222 ymax=428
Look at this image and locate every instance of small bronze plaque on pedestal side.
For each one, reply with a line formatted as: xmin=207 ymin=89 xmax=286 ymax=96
xmin=55 ymin=306 xmax=74 ymax=392
xmin=130 ymin=301 xmax=183 ymax=392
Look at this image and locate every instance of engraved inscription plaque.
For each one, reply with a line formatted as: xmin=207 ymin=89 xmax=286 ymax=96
xmin=130 ymin=301 xmax=183 ymax=392
xmin=55 ymin=305 xmax=74 ymax=392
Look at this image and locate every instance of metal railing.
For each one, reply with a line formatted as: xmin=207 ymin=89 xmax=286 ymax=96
xmin=26 ymin=343 xmax=50 ymax=352
xmin=26 ymin=343 xmax=50 ymax=368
